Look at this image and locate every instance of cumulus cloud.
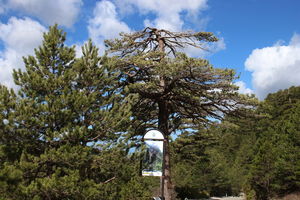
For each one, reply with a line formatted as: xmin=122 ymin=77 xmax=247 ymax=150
xmin=6 ymin=0 xmax=82 ymax=27
xmin=115 ymin=0 xmax=208 ymax=31
xmin=88 ymin=0 xmax=131 ymax=54
xmin=235 ymin=81 xmax=254 ymax=95
xmin=0 ymin=17 xmax=46 ymax=88
xmin=245 ymin=33 xmax=300 ymax=99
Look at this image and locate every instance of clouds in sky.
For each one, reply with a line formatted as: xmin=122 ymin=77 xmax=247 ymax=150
xmin=0 ymin=0 xmax=82 ymax=87
xmin=2 ymin=0 xmax=298 ymax=100
xmin=0 ymin=17 xmax=46 ymax=88
xmin=5 ymin=0 xmax=82 ymax=27
xmin=235 ymin=81 xmax=254 ymax=95
xmin=0 ymin=0 xmax=237 ymax=91
xmin=87 ymin=0 xmax=214 ymax=56
xmin=112 ymin=0 xmax=224 ymax=58
xmin=245 ymin=33 xmax=300 ymax=99
xmin=88 ymin=0 xmax=131 ymax=53
xmin=115 ymin=0 xmax=208 ymax=31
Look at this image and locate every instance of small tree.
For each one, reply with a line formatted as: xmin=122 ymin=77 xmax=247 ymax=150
xmin=106 ymin=27 xmax=253 ymax=199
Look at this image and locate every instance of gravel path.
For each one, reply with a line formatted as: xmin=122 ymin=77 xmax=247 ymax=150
xmin=210 ymin=196 xmax=245 ymax=200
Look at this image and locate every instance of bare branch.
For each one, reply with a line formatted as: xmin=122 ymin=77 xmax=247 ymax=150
xmin=102 ymin=176 xmax=116 ymax=184
xmin=106 ymin=27 xmax=218 ymax=57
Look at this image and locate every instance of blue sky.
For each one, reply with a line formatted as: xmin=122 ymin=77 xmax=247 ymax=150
xmin=0 ymin=0 xmax=300 ymax=99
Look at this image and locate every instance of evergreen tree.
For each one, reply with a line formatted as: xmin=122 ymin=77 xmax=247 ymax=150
xmin=248 ymin=86 xmax=300 ymax=199
xmin=212 ymin=112 xmax=258 ymax=196
xmin=106 ymin=27 xmax=254 ymax=199
xmin=172 ymin=125 xmax=218 ymax=199
xmin=172 ymin=116 xmax=257 ymax=199
xmin=207 ymin=86 xmax=300 ymax=200
xmin=0 ymin=25 xmax=152 ymax=199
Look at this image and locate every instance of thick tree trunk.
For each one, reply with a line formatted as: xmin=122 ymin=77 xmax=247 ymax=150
xmin=158 ymin=101 xmax=173 ymax=200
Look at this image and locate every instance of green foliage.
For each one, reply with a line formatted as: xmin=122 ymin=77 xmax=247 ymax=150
xmin=0 ymin=163 xmax=23 ymax=199
xmin=3 ymin=24 xmax=298 ymax=200
xmin=0 ymin=25 xmax=156 ymax=199
xmin=248 ymin=87 xmax=300 ymax=199
xmin=171 ymin=86 xmax=300 ymax=199
xmin=105 ymin=27 xmax=256 ymax=199
xmin=109 ymin=51 xmax=252 ymax=135
xmin=119 ymin=176 xmax=158 ymax=200
xmin=0 ymin=85 xmax=20 ymax=163
xmin=204 ymin=86 xmax=300 ymax=199
xmin=172 ymin=125 xmax=233 ymax=198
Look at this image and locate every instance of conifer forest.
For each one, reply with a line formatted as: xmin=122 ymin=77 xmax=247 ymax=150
xmin=0 ymin=26 xmax=299 ymax=200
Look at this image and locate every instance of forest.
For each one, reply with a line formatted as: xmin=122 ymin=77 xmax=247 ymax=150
xmin=0 ymin=25 xmax=299 ymax=200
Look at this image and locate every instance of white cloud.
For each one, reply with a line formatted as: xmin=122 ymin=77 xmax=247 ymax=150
xmin=0 ymin=17 xmax=46 ymax=88
xmin=181 ymin=36 xmax=226 ymax=58
xmin=6 ymin=0 xmax=82 ymax=27
xmin=210 ymin=37 xmax=226 ymax=53
xmin=115 ymin=0 xmax=208 ymax=31
xmin=235 ymin=81 xmax=254 ymax=95
xmin=245 ymin=33 xmax=300 ymax=99
xmin=88 ymin=0 xmax=131 ymax=54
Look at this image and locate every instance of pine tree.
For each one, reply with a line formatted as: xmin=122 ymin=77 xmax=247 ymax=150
xmin=13 ymin=25 xmax=122 ymax=147
xmin=172 ymin=125 xmax=219 ymax=199
xmin=3 ymin=25 xmax=140 ymax=199
xmin=248 ymin=86 xmax=300 ymax=199
xmin=106 ymin=27 xmax=254 ymax=199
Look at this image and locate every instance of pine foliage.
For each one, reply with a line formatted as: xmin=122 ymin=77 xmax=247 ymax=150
xmin=0 ymin=25 xmax=153 ymax=199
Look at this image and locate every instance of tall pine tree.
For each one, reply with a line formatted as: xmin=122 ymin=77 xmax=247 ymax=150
xmin=106 ymin=27 xmax=254 ymax=199
xmin=3 ymin=25 xmax=141 ymax=199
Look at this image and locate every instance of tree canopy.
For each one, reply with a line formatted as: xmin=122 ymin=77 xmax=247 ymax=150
xmin=172 ymin=86 xmax=300 ymax=199
xmin=105 ymin=27 xmax=255 ymax=199
xmin=0 ymin=25 xmax=155 ymax=200
xmin=0 ymin=25 xmax=298 ymax=200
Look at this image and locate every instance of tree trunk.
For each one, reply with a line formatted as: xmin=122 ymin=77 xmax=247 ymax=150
xmin=158 ymin=101 xmax=173 ymax=200
xmin=157 ymin=30 xmax=174 ymax=200
xmin=163 ymin=135 xmax=173 ymax=200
